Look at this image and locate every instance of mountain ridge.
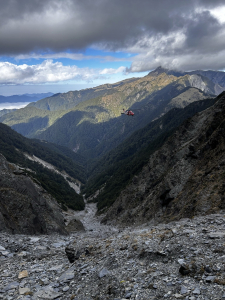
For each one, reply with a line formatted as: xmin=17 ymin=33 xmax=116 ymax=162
xmin=101 ymin=91 xmax=225 ymax=225
xmin=0 ymin=122 xmax=85 ymax=210
xmin=10 ymin=72 xmax=214 ymax=160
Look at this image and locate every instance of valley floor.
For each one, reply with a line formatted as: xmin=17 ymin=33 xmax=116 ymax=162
xmin=0 ymin=205 xmax=225 ymax=300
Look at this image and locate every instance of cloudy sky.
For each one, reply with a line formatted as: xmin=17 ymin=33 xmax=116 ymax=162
xmin=1 ymin=0 xmax=225 ymax=96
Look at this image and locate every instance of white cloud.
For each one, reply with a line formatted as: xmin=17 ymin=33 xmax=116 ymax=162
xmin=1 ymin=0 xmax=225 ymax=77
xmin=209 ymin=5 xmax=225 ymax=23
xmin=100 ymin=66 xmax=126 ymax=75
xmin=0 ymin=60 xmax=126 ymax=85
xmin=0 ymin=102 xmax=30 ymax=110
xmin=125 ymin=13 xmax=225 ymax=72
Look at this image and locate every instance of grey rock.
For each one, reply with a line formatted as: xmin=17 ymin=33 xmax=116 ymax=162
xmin=33 ymin=287 xmax=63 ymax=299
xmin=98 ymin=267 xmax=110 ymax=278
xmin=58 ymin=267 xmax=75 ymax=283
xmin=208 ymin=232 xmax=225 ymax=239
xmin=0 ymin=208 xmax=225 ymax=300
xmin=192 ymin=287 xmax=201 ymax=295
xmin=180 ymin=286 xmax=189 ymax=294
xmin=3 ymin=281 xmax=19 ymax=292
xmin=62 ymin=286 xmax=69 ymax=292
xmin=205 ymin=276 xmax=215 ymax=282
xmin=66 ymin=218 xmax=85 ymax=233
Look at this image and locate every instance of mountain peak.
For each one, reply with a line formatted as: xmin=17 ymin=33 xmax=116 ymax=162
xmin=148 ymin=66 xmax=184 ymax=77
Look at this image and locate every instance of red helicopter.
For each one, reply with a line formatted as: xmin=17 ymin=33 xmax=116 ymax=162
xmin=121 ymin=108 xmax=134 ymax=116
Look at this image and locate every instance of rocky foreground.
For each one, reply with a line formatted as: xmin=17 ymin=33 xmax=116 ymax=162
xmin=0 ymin=204 xmax=225 ymax=300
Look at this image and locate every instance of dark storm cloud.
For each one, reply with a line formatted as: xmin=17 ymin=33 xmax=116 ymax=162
xmin=1 ymin=0 xmax=225 ymax=71
xmin=0 ymin=0 xmax=223 ymax=53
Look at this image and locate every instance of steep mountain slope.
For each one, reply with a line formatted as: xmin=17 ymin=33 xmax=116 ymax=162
xmin=27 ymin=78 xmax=137 ymax=111
xmin=101 ymin=92 xmax=225 ymax=226
xmin=152 ymin=66 xmax=225 ymax=95
xmin=0 ymin=108 xmax=17 ymax=117
xmin=189 ymin=70 xmax=225 ymax=90
xmin=0 ymin=153 xmax=67 ymax=234
xmin=84 ymin=97 xmax=216 ymax=210
xmin=36 ymin=85 xmax=212 ymax=159
xmin=0 ymin=106 xmax=67 ymax=137
xmin=0 ymin=70 xmax=214 ymax=143
xmin=0 ymin=123 xmax=85 ymax=210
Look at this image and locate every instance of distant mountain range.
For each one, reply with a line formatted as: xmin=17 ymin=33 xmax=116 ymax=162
xmin=0 ymin=92 xmax=54 ymax=104
xmin=0 ymin=92 xmax=55 ymax=117
xmin=1 ymin=67 xmax=220 ymax=161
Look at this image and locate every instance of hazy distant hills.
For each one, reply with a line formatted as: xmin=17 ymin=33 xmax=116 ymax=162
xmin=0 ymin=92 xmax=54 ymax=117
xmin=0 ymin=67 xmax=222 ymax=160
xmin=0 ymin=92 xmax=54 ymax=104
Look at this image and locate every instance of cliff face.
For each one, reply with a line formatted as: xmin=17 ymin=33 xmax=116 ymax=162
xmin=102 ymin=92 xmax=225 ymax=226
xmin=0 ymin=154 xmax=67 ymax=235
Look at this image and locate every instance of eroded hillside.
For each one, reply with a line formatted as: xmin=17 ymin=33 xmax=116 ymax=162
xmin=102 ymin=92 xmax=225 ymax=226
xmin=0 ymin=153 xmax=67 ymax=234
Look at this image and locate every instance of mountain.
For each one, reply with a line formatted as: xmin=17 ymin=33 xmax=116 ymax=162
xmin=188 ymin=70 xmax=225 ymax=89
xmin=101 ymin=91 xmax=225 ymax=226
xmin=0 ymin=153 xmax=67 ymax=234
xmin=151 ymin=66 xmax=225 ymax=95
xmin=0 ymin=122 xmax=85 ymax=210
xmin=27 ymin=79 xmax=137 ymax=111
xmin=0 ymin=92 xmax=54 ymax=104
xmin=83 ymin=96 xmax=216 ymax=210
xmin=35 ymin=78 xmax=213 ymax=159
xmin=1 ymin=70 xmax=216 ymax=160
xmin=0 ymin=106 xmax=67 ymax=137
xmin=0 ymin=108 xmax=17 ymax=117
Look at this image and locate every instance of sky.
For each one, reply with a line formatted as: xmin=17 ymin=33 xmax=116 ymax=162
xmin=1 ymin=0 xmax=225 ymax=99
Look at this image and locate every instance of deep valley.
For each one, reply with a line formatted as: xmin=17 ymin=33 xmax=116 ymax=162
xmin=0 ymin=68 xmax=225 ymax=299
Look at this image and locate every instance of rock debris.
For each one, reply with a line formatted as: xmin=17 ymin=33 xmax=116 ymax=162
xmin=0 ymin=204 xmax=225 ymax=300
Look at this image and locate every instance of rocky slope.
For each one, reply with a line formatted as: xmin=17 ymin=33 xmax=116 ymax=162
xmin=0 ymin=208 xmax=225 ymax=299
xmin=0 ymin=153 xmax=67 ymax=235
xmin=102 ymin=92 xmax=225 ymax=226
xmin=151 ymin=67 xmax=225 ymax=95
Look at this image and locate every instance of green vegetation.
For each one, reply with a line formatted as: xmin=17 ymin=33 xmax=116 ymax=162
xmin=0 ymin=123 xmax=85 ymax=210
xmin=0 ymin=71 xmax=219 ymax=214
xmin=0 ymin=106 xmax=66 ymax=137
xmin=83 ymin=97 xmax=216 ymax=211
